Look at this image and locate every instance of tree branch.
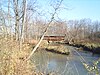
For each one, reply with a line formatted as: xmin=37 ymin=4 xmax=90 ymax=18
xmin=25 ymin=0 xmax=63 ymax=61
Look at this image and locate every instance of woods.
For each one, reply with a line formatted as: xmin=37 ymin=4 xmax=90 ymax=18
xmin=1 ymin=0 xmax=100 ymax=46
xmin=66 ymin=19 xmax=100 ymax=44
xmin=0 ymin=0 xmax=100 ymax=75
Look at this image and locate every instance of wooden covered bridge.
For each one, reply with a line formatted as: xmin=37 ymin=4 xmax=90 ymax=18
xmin=43 ymin=34 xmax=65 ymax=42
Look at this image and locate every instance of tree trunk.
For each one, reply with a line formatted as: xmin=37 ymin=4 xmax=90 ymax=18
xmin=20 ymin=0 xmax=27 ymax=50
xmin=13 ymin=0 xmax=19 ymax=41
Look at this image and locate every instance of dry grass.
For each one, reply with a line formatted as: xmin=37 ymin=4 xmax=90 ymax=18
xmin=83 ymin=43 xmax=100 ymax=48
xmin=0 ymin=37 xmax=42 ymax=75
xmin=47 ymin=45 xmax=70 ymax=55
xmin=75 ymin=39 xmax=100 ymax=48
xmin=39 ymin=40 xmax=48 ymax=48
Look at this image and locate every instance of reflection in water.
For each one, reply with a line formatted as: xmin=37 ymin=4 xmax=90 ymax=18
xmin=48 ymin=60 xmax=57 ymax=71
xmin=31 ymin=46 xmax=100 ymax=75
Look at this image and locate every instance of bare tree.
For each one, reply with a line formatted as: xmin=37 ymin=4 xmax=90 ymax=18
xmin=26 ymin=0 xmax=64 ymax=60
xmin=13 ymin=0 xmax=21 ymax=41
xmin=19 ymin=0 xmax=27 ymax=50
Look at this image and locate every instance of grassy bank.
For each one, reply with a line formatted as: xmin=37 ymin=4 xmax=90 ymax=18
xmin=67 ymin=39 xmax=100 ymax=54
xmin=45 ymin=44 xmax=70 ymax=55
xmin=0 ymin=37 xmax=44 ymax=75
xmin=81 ymin=43 xmax=100 ymax=54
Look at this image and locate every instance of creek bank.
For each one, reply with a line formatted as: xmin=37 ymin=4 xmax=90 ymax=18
xmin=44 ymin=43 xmax=70 ymax=55
xmin=65 ymin=43 xmax=100 ymax=54
xmin=45 ymin=48 xmax=70 ymax=55
xmin=0 ymin=38 xmax=45 ymax=75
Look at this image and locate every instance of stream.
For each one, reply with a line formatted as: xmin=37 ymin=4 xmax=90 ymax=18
xmin=31 ymin=45 xmax=100 ymax=75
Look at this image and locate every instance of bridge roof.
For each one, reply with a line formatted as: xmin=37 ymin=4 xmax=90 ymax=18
xmin=45 ymin=33 xmax=65 ymax=36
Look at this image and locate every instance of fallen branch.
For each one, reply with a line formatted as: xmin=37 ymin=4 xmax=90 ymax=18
xmin=25 ymin=0 xmax=63 ymax=61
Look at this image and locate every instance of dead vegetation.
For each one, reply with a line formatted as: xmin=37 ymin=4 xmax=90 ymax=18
xmin=0 ymin=37 xmax=42 ymax=75
xmin=46 ymin=44 xmax=70 ymax=55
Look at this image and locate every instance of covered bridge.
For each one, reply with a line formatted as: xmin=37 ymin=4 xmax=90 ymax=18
xmin=43 ymin=34 xmax=65 ymax=42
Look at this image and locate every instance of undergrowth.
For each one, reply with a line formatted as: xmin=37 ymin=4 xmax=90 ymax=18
xmin=0 ymin=37 xmax=38 ymax=75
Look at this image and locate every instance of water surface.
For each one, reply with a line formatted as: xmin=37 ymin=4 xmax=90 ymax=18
xmin=31 ymin=45 xmax=100 ymax=75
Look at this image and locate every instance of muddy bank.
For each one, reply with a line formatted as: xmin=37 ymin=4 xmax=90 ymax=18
xmin=45 ymin=48 xmax=70 ymax=55
xmin=65 ymin=43 xmax=100 ymax=54
xmin=44 ymin=44 xmax=70 ymax=55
